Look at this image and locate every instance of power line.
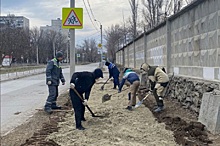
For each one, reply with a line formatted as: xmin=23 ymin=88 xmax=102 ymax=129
xmin=86 ymin=0 xmax=96 ymax=20
xmin=86 ymin=0 xmax=100 ymax=28
xmin=82 ymin=0 xmax=99 ymax=31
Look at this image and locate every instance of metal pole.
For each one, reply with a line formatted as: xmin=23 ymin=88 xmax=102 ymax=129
xmin=70 ymin=0 xmax=75 ymax=77
xmin=100 ymin=24 xmax=103 ymax=68
xmin=36 ymin=45 xmax=39 ymax=65
xmin=53 ymin=41 xmax=55 ymax=57
xmin=66 ymin=41 xmax=69 ymax=64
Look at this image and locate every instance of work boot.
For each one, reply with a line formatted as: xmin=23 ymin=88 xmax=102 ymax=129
xmin=51 ymin=105 xmax=62 ymax=110
xmin=76 ymin=126 xmax=86 ymax=130
xmin=154 ymin=106 xmax=164 ymax=113
xmin=81 ymin=117 xmax=86 ymax=122
xmin=125 ymin=106 xmax=132 ymax=111
xmin=44 ymin=108 xmax=53 ymax=114
xmin=153 ymin=105 xmax=159 ymax=110
xmin=112 ymin=87 xmax=117 ymax=89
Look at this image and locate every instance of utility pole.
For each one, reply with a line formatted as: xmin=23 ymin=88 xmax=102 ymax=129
xmin=95 ymin=19 xmax=103 ymax=68
xmin=66 ymin=40 xmax=69 ymax=64
xmin=100 ymin=24 xmax=103 ymax=68
xmin=53 ymin=40 xmax=55 ymax=57
xmin=36 ymin=45 xmax=39 ymax=65
xmin=70 ymin=0 xmax=75 ymax=77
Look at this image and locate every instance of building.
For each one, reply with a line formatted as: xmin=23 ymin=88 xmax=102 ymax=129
xmin=0 ymin=14 xmax=29 ymax=30
xmin=40 ymin=18 xmax=69 ymax=38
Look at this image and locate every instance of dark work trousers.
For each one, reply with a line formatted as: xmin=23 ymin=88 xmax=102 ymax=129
xmin=69 ymin=89 xmax=85 ymax=128
xmin=113 ymin=74 xmax=120 ymax=88
xmin=153 ymin=88 xmax=164 ymax=107
xmin=45 ymin=85 xmax=58 ymax=109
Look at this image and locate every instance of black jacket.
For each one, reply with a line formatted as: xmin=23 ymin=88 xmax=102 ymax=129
xmin=46 ymin=58 xmax=65 ymax=86
xmin=70 ymin=72 xmax=96 ymax=100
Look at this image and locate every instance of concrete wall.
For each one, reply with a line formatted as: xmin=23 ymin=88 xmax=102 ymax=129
xmin=146 ymin=25 xmax=167 ymax=67
xmin=128 ymin=44 xmax=135 ymax=68
xmin=171 ymin=0 xmax=220 ymax=80
xmin=116 ymin=0 xmax=220 ymax=81
xmin=199 ymin=93 xmax=220 ymax=134
xmin=135 ymin=37 xmax=145 ymax=68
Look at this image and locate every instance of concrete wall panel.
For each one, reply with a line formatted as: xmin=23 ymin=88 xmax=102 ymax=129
xmin=116 ymin=0 xmax=220 ymax=80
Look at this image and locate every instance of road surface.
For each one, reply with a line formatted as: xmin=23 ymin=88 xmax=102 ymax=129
xmin=1 ymin=63 xmax=99 ymax=135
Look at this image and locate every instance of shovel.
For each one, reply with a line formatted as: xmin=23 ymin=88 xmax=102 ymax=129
xmin=71 ymin=87 xmax=103 ymax=117
xmin=135 ymin=93 xmax=150 ymax=108
xmin=164 ymin=72 xmax=175 ymax=98
xmin=100 ymin=78 xmax=110 ymax=90
xmin=102 ymin=88 xmax=129 ymax=103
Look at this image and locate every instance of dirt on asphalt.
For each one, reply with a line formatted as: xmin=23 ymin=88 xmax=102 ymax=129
xmin=1 ymin=77 xmax=220 ymax=146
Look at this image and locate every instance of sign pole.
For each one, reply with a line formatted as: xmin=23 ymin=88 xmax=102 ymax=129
xmin=100 ymin=24 xmax=103 ymax=68
xmin=70 ymin=0 xmax=75 ymax=78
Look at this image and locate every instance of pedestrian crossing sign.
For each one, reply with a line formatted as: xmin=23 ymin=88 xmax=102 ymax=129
xmin=62 ymin=8 xmax=83 ymax=29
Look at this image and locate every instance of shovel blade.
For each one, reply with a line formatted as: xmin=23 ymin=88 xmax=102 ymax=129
xmin=100 ymin=86 xmax=104 ymax=90
xmin=135 ymin=101 xmax=143 ymax=108
xmin=102 ymin=94 xmax=111 ymax=103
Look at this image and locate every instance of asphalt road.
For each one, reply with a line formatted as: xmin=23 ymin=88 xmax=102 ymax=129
xmin=1 ymin=63 xmax=99 ymax=135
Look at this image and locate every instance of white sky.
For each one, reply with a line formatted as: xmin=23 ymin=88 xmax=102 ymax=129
xmin=1 ymin=0 xmax=135 ymax=45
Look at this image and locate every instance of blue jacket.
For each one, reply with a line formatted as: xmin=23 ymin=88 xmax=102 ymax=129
xmin=108 ymin=63 xmax=120 ymax=78
xmin=119 ymin=69 xmax=139 ymax=91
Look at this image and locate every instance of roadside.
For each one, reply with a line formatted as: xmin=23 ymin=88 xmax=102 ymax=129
xmin=0 ymin=65 xmax=69 ymax=82
xmin=1 ymin=63 xmax=100 ymax=137
xmin=1 ymin=77 xmax=177 ymax=146
xmin=1 ymin=72 xmax=219 ymax=146
xmin=0 ymin=65 xmax=45 ymax=74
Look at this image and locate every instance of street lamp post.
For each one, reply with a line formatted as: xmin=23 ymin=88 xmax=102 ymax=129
xmin=94 ymin=19 xmax=103 ymax=68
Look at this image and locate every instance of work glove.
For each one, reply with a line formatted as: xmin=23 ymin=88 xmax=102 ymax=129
xmin=62 ymin=82 xmax=65 ymax=85
xmin=47 ymin=81 xmax=52 ymax=85
xmin=70 ymin=83 xmax=75 ymax=89
xmin=82 ymin=99 xmax=88 ymax=106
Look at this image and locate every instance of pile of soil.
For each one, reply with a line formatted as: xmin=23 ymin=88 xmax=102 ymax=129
xmin=20 ymin=99 xmax=72 ymax=146
xmin=0 ymin=93 xmax=72 ymax=146
xmin=20 ymin=113 xmax=64 ymax=146
xmin=143 ymin=95 xmax=213 ymax=146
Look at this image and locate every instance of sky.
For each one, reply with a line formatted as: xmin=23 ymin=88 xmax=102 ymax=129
xmin=1 ymin=0 xmax=133 ymax=45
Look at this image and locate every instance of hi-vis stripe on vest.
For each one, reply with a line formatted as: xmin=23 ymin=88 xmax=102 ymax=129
xmin=52 ymin=58 xmax=61 ymax=68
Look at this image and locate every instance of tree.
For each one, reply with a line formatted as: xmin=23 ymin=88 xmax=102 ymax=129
xmin=30 ymin=27 xmax=43 ymax=64
xmin=76 ymin=39 xmax=100 ymax=63
xmin=142 ymin=0 xmax=183 ymax=29
xmin=0 ymin=27 xmax=30 ymax=64
xmin=105 ymin=24 xmax=124 ymax=62
xmin=129 ymin=0 xmax=139 ymax=39
xmin=37 ymin=30 xmax=67 ymax=64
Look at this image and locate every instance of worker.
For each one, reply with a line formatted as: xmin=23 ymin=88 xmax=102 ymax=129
xmin=105 ymin=61 xmax=120 ymax=89
xmin=118 ymin=68 xmax=140 ymax=111
xmin=69 ymin=68 xmax=103 ymax=130
xmin=140 ymin=63 xmax=169 ymax=112
xmin=44 ymin=52 xmax=66 ymax=114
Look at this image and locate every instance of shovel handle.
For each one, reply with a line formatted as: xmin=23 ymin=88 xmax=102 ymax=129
xmin=71 ymin=88 xmax=96 ymax=117
xmin=72 ymin=88 xmax=84 ymax=101
xmin=103 ymin=78 xmax=110 ymax=86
